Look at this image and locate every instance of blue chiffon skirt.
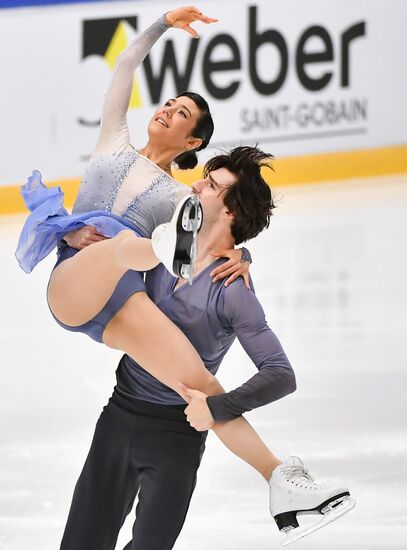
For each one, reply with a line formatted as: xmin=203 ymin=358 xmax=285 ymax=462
xmin=15 ymin=170 xmax=144 ymax=273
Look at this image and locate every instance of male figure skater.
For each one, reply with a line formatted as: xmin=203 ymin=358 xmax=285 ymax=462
xmin=60 ymin=147 xmax=354 ymax=550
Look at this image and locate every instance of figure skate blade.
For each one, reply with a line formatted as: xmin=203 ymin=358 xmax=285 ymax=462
xmin=281 ymin=495 xmax=356 ymax=546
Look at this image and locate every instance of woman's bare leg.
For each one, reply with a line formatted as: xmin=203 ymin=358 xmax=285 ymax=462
xmin=104 ymin=292 xmax=282 ymax=481
xmin=48 ymin=230 xmax=158 ymax=326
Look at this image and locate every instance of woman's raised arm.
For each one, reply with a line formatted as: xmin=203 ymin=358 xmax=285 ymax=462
xmin=94 ymin=7 xmax=217 ymax=155
xmin=94 ymin=14 xmax=170 ymax=155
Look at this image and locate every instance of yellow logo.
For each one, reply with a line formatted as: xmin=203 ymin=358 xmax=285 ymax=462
xmin=82 ymin=16 xmax=142 ymax=110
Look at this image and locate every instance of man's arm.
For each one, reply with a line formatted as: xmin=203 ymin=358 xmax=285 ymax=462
xmin=206 ymin=280 xmax=297 ymax=422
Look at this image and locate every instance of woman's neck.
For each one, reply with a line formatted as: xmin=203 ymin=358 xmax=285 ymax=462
xmin=138 ymin=142 xmax=180 ymax=176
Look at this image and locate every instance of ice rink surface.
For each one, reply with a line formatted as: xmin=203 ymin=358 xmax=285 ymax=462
xmin=1 ymin=174 xmax=406 ymax=549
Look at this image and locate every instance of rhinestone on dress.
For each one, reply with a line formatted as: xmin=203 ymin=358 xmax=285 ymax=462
xmin=72 ymin=149 xmax=188 ymax=239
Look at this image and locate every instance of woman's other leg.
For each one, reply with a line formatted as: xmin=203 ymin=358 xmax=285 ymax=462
xmin=48 ymin=231 xmax=157 ymax=326
xmin=103 ymin=292 xmax=281 ymax=482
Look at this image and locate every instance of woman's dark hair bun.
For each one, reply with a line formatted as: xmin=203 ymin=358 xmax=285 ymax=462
xmin=174 ymin=150 xmax=198 ymax=170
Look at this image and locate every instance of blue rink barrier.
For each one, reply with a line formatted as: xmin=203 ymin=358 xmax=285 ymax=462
xmin=0 ymin=0 xmax=124 ymax=7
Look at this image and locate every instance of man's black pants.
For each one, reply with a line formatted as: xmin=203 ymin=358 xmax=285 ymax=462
xmin=60 ymin=389 xmax=207 ymax=550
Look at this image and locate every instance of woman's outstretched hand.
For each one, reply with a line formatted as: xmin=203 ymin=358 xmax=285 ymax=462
xmin=165 ymin=6 xmax=218 ymax=38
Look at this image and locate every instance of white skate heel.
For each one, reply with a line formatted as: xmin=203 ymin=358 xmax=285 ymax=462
xmin=269 ymin=457 xmax=356 ymax=546
xmin=151 ymin=194 xmax=203 ymax=283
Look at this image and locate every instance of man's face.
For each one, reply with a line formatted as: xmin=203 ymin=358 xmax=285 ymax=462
xmin=192 ymin=167 xmax=236 ymax=227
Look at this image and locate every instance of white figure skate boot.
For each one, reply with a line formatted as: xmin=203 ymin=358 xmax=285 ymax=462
xmin=151 ymin=193 xmax=203 ymax=283
xmin=269 ymin=457 xmax=355 ymax=546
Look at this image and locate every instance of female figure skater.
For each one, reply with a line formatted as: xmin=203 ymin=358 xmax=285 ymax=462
xmin=16 ymin=5 xmax=286 ymax=507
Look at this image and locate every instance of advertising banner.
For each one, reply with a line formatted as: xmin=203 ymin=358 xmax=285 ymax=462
xmin=0 ymin=0 xmax=406 ymax=187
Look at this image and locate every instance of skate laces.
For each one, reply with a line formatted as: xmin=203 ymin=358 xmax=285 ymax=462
xmin=282 ymin=464 xmax=314 ymax=483
xmin=280 ymin=457 xmax=321 ymax=489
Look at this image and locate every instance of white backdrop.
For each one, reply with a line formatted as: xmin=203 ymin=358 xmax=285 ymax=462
xmin=0 ymin=0 xmax=406 ymax=186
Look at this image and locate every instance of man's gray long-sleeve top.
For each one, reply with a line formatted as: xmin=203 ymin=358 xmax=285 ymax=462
xmin=116 ymin=260 xmax=296 ymax=421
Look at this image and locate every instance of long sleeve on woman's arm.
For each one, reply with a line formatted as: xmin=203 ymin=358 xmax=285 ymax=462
xmin=95 ymin=15 xmax=170 ymax=154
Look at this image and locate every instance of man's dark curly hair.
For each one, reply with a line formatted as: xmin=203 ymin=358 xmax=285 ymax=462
xmin=203 ymin=146 xmax=276 ymax=244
